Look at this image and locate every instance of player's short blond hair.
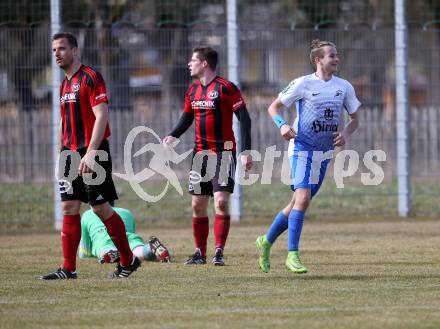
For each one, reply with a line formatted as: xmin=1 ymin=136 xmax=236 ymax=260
xmin=309 ymin=39 xmax=336 ymax=67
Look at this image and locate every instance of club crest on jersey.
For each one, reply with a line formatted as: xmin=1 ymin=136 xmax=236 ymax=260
xmin=208 ymin=90 xmax=219 ymax=99
xmin=71 ymin=83 xmax=80 ymax=93
xmin=334 ymin=90 xmax=343 ymax=97
xmin=324 ymin=108 xmax=334 ymax=120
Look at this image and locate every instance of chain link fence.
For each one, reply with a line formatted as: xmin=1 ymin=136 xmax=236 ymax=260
xmin=1 ymin=1 xmax=440 ymax=230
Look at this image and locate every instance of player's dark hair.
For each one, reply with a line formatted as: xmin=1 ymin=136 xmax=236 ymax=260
xmin=52 ymin=32 xmax=78 ymax=49
xmin=309 ymin=39 xmax=336 ymax=67
xmin=193 ymin=46 xmax=218 ymax=70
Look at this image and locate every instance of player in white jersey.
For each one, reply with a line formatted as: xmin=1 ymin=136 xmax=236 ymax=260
xmin=256 ymin=39 xmax=361 ymax=274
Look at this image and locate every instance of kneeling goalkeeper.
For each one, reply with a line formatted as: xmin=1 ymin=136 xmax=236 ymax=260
xmin=79 ymin=207 xmax=170 ymax=263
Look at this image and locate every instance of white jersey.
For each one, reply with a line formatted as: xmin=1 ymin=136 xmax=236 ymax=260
xmin=279 ymin=73 xmax=361 ymax=151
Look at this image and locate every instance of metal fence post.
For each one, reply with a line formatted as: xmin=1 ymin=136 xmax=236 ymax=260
xmin=51 ymin=0 xmax=62 ymax=230
xmin=227 ymin=0 xmax=243 ymax=221
xmin=227 ymin=0 xmax=243 ymax=222
xmin=395 ymin=0 xmax=411 ymax=217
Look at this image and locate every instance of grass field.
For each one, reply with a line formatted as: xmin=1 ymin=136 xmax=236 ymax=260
xmin=1 ymin=178 xmax=440 ymax=233
xmin=2 ymin=219 xmax=440 ymax=329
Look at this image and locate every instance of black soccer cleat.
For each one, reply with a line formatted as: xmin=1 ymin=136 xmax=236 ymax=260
xmin=185 ymin=248 xmax=207 ymax=265
xmin=110 ymin=256 xmax=141 ymax=278
xmin=212 ymin=248 xmax=225 ymax=266
xmin=40 ymin=268 xmax=77 ymax=280
xmin=148 ymin=236 xmax=171 ymax=262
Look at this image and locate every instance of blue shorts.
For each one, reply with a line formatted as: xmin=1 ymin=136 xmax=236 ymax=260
xmin=289 ymin=142 xmax=333 ymax=198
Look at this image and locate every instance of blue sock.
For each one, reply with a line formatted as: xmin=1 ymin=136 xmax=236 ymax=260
xmin=288 ymin=210 xmax=305 ymax=251
xmin=266 ymin=211 xmax=288 ymax=244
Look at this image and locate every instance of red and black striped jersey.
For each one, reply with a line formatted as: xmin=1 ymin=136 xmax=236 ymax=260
xmin=59 ymin=64 xmax=110 ymax=150
xmin=183 ymin=76 xmax=246 ymax=153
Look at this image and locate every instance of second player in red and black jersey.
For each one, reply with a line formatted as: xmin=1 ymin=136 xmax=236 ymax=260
xmin=165 ymin=55 xmax=251 ymax=156
xmin=59 ymin=64 xmax=110 ymax=150
xmin=180 ymin=75 xmax=249 ymax=153
xmin=163 ymin=47 xmax=252 ymax=267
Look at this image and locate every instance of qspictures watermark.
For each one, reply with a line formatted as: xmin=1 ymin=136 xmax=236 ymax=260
xmin=55 ymin=126 xmax=387 ymax=202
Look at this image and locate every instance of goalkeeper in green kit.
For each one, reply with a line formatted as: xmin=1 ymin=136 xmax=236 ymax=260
xmin=79 ymin=207 xmax=170 ymax=263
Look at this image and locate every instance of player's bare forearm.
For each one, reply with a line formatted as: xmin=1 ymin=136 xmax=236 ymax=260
xmin=341 ymin=112 xmax=359 ymax=138
xmin=88 ymin=103 xmax=109 ymax=152
xmin=267 ymin=97 xmax=285 ymax=119
xmin=268 ymin=97 xmax=295 ymax=140
xmin=79 ymin=103 xmax=108 ymax=174
xmin=334 ymin=112 xmax=359 ymax=147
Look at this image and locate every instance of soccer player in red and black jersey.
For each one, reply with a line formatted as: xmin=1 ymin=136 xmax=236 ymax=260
xmin=163 ymin=47 xmax=253 ymax=266
xmin=41 ymin=32 xmax=140 ymax=280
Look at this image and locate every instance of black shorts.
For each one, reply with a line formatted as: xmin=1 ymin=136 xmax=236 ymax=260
xmin=58 ymin=139 xmax=118 ymax=205
xmin=188 ymin=151 xmax=236 ymax=196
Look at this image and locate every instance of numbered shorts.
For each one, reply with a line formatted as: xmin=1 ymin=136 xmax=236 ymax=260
xmin=188 ymin=151 xmax=236 ymax=196
xmin=58 ymin=139 xmax=118 ymax=205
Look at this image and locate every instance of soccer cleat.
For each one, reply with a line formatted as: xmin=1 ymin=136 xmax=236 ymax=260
xmin=40 ymin=268 xmax=77 ymax=280
xmin=185 ymin=248 xmax=206 ymax=265
xmin=99 ymin=250 xmax=120 ymax=264
xmin=110 ymin=256 xmax=141 ymax=278
xmin=212 ymin=248 xmax=225 ymax=266
xmin=285 ymin=251 xmax=308 ymax=274
xmin=256 ymin=235 xmax=271 ymax=273
xmin=148 ymin=236 xmax=170 ymax=262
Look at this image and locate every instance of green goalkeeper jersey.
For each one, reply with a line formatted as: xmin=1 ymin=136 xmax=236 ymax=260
xmin=79 ymin=207 xmax=142 ymax=258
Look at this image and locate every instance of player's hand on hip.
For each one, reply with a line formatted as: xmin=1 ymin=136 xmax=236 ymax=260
xmin=241 ymin=154 xmax=253 ymax=172
xmin=162 ymin=136 xmax=176 ymax=150
xmin=333 ymin=132 xmax=346 ymax=147
xmin=280 ymin=124 xmax=295 ymax=140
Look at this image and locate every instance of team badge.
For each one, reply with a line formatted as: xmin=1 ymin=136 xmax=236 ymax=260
xmin=334 ymin=90 xmax=342 ymax=97
xmin=324 ymin=108 xmax=334 ymax=120
xmin=208 ymin=90 xmax=219 ymax=99
xmin=72 ymin=83 xmax=80 ymax=93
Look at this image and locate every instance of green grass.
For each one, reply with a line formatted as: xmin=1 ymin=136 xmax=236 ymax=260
xmin=1 ymin=220 xmax=440 ymax=329
xmin=1 ymin=178 xmax=439 ymax=233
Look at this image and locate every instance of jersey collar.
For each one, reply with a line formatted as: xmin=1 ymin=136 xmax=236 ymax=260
xmin=312 ymin=72 xmax=334 ymax=83
xmin=65 ymin=64 xmax=83 ymax=81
